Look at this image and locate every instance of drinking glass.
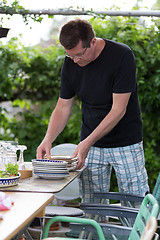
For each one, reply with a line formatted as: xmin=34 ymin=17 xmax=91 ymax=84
xmin=17 ymin=145 xmax=27 ymax=170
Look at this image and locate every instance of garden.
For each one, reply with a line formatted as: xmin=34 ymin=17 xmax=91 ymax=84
xmin=0 ymin=8 xmax=160 ymax=192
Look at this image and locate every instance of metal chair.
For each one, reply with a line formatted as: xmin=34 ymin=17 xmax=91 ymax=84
xmin=80 ymin=172 xmax=160 ymax=227
xmin=92 ymin=172 xmax=160 ymax=208
xmin=42 ymin=193 xmax=159 ymax=240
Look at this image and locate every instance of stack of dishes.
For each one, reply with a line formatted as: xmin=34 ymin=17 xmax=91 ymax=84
xmin=32 ymin=159 xmax=69 ymax=180
xmin=46 ymin=155 xmax=78 ymax=171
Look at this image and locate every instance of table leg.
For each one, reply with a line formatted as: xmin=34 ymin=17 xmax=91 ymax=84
xmin=13 ymin=221 xmax=33 ymax=240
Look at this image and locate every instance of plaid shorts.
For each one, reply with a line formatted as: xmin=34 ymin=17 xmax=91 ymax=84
xmin=80 ymin=141 xmax=149 ymax=203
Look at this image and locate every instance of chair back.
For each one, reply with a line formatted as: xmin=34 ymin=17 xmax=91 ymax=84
xmin=42 ymin=216 xmax=106 ymax=240
xmin=50 ymin=143 xmax=77 ymax=156
xmin=152 ymin=173 xmax=160 ymax=206
xmin=129 ymin=194 xmax=159 ymax=240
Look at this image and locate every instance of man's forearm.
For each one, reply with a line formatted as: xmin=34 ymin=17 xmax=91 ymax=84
xmin=43 ymin=109 xmax=70 ymax=144
xmin=43 ymin=97 xmax=74 ymax=144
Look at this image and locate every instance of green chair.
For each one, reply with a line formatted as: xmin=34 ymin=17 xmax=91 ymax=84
xmin=129 ymin=193 xmax=159 ymax=240
xmin=42 ymin=193 xmax=159 ymax=240
xmin=42 ymin=216 xmax=106 ymax=240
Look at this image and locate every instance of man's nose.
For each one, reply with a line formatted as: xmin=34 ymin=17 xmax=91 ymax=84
xmin=73 ymin=57 xmax=80 ymax=63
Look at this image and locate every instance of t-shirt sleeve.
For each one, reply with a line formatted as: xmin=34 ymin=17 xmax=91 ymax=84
xmin=113 ymin=49 xmax=137 ymax=93
xmin=59 ymin=60 xmax=75 ymax=99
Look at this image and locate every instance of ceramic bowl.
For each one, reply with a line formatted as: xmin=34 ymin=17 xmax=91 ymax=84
xmin=0 ymin=172 xmax=21 ymax=188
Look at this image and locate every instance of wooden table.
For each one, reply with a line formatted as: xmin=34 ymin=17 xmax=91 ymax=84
xmin=0 ymin=163 xmax=86 ymax=239
xmin=0 ymin=165 xmax=86 ymax=193
xmin=0 ymin=192 xmax=54 ymax=240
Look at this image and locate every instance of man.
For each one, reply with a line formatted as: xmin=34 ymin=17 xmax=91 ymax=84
xmin=37 ymin=19 xmax=149 ymax=203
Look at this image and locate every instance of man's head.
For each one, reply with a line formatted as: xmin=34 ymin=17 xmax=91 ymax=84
xmin=59 ymin=19 xmax=95 ymax=50
xmin=59 ymin=19 xmax=97 ymax=66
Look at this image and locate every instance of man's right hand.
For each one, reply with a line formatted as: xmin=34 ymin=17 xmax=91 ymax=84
xmin=36 ymin=140 xmax=52 ymax=159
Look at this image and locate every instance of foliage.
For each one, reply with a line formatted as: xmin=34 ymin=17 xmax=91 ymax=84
xmin=0 ymin=16 xmax=160 ymax=192
xmin=0 ymin=0 xmax=44 ymax=24
xmin=0 ymin=38 xmax=81 ymax=160
xmin=152 ymin=0 xmax=160 ymax=10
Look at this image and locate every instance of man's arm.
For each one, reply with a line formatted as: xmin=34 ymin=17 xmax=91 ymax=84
xmin=73 ymin=92 xmax=131 ymax=169
xmin=37 ymin=97 xmax=74 ymax=159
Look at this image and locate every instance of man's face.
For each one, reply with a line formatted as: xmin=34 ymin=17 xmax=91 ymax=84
xmin=65 ymin=40 xmax=95 ymax=67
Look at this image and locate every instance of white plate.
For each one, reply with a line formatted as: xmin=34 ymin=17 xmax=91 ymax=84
xmin=32 ymin=159 xmax=68 ymax=166
xmin=67 ymin=165 xmax=77 ymax=171
xmin=33 ymin=168 xmax=69 ymax=173
xmin=32 ymin=164 xmax=67 ymax=170
xmin=34 ymin=171 xmax=69 ymax=180
xmin=67 ymin=160 xmax=78 ymax=166
xmin=32 ymin=164 xmax=68 ymax=169
xmin=32 ymin=166 xmax=67 ymax=171
xmin=47 ymin=155 xmax=78 ymax=163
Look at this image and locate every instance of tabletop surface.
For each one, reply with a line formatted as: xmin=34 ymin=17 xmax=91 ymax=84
xmin=0 ymin=192 xmax=54 ymax=240
xmin=0 ymin=163 xmax=86 ymax=193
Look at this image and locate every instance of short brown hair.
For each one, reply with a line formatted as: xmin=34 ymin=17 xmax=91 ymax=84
xmin=59 ymin=19 xmax=95 ymax=50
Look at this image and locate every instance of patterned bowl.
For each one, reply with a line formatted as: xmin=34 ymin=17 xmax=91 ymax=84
xmin=0 ymin=172 xmax=21 ymax=188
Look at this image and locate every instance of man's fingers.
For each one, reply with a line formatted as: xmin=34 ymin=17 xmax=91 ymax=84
xmin=76 ymin=156 xmax=85 ymax=170
xmin=71 ymin=150 xmax=78 ymax=158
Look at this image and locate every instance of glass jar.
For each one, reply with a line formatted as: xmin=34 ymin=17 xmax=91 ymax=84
xmin=3 ymin=151 xmax=17 ymax=166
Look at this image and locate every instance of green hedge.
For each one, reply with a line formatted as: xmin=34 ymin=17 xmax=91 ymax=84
xmin=0 ymin=17 xmax=160 ymax=191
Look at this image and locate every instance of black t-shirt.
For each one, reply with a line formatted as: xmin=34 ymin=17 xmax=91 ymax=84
xmin=60 ymin=39 xmax=143 ymax=148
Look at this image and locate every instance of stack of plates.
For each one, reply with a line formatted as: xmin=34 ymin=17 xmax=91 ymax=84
xmin=32 ymin=159 xmax=69 ymax=180
xmin=46 ymin=155 xmax=78 ymax=171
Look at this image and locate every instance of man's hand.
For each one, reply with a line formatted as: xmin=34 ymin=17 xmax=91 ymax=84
xmin=36 ymin=140 xmax=52 ymax=159
xmin=71 ymin=140 xmax=91 ymax=170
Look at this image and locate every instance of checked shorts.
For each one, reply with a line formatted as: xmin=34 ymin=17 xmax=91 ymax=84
xmin=80 ymin=141 xmax=149 ymax=203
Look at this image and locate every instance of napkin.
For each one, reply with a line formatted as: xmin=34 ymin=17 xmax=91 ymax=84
xmin=0 ymin=192 xmax=14 ymax=210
